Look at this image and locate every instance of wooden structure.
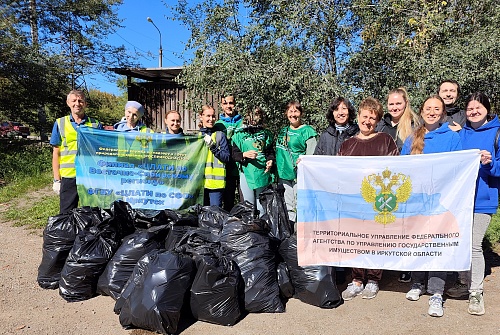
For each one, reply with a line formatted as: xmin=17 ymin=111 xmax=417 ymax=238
xmin=110 ymin=67 xmax=219 ymax=133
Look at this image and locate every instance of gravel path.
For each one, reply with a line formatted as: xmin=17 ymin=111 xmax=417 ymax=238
xmin=1 ymin=219 xmax=499 ymax=335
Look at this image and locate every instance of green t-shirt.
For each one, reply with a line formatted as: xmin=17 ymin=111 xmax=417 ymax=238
xmin=214 ymin=116 xmax=244 ymax=176
xmin=232 ymin=129 xmax=274 ymax=189
xmin=275 ymin=125 xmax=317 ymax=180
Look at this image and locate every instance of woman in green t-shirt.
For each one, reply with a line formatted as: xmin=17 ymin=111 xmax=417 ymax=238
xmin=232 ymin=107 xmax=275 ymax=215
xmin=275 ymin=101 xmax=317 ymax=222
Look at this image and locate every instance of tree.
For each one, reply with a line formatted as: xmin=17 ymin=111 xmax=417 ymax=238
xmin=0 ymin=0 xmax=133 ymax=133
xmin=86 ymin=89 xmax=125 ymax=126
xmin=173 ymin=0 xmax=500 ymax=120
xmin=171 ymin=0 xmax=360 ymax=132
xmin=346 ymin=0 xmax=500 ymax=110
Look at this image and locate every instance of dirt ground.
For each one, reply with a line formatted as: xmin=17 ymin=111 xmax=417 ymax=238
xmin=1 ymin=216 xmax=500 ymax=335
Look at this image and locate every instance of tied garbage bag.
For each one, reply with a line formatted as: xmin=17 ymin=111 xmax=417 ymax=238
xmin=165 ymin=226 xmax=198 ymax=251
xmin=229 ymin=201 xmax=258 ymax=221
xmin=220 ymin=215 xmax=284 ymax=313
xmin=277 ymin=262 xmax=294 ymax=299
xmin=37 ymin=207 xmax=106 ymax=289
xmin=132 ymin=209 xmax=170 ymax=229
xmin=175 ymin=229 xmax=220 ymax=258
xmin=190 ymin=255 xmax=243 ymax=326
xmin=198 ymin=205 xmax=229 ymax=235
xmin=259 ymin=184 xmax=293 ymax=240
xmin=279 ymin=235 xmax=343 ymax=309
xmin=115 ymin=250 xmax=195 ymax=335
xmin=59 ymin=226 xmax=120 ymax=302
xmin=96 ymin=225 xmax=170 ymax=300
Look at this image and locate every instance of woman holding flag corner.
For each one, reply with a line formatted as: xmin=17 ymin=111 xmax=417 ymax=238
xmin=400 ymin=95 xmax=462 ymax=317
xmin=448 ymin=92 xmax=500 ymax=316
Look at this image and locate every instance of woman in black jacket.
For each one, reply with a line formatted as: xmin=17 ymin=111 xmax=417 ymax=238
xmin=314 ymin=97 xmax=358 ymax=156
xmin=314 ymin=97 xmax=358 ymax=285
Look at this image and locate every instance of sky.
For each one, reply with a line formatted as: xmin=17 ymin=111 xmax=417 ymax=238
xmin=86 ymin=0 xmax=193 ymax=95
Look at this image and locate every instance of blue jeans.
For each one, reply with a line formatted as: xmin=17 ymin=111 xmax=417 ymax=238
xmin=204 ymin=189 xmax=223 ymax=207
xmin=239 ymin=173 xmax=266 ymax=216
xmin=412 ymin=271 xmax=447 ymax=295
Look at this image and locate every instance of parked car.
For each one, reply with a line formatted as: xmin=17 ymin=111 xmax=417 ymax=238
xmin=0 ymin=121 xmax=30 ymax=138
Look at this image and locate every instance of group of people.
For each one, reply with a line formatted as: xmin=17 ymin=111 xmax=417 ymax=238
xmin=50 ymin=79 xmax=498 ymax=318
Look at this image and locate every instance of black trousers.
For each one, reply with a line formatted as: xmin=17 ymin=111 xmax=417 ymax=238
xmin=60 ymin=177 xmax=78 ymax=214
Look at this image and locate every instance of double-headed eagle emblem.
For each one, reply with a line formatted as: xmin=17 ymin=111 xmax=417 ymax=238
xmin=361 ymin=168 xmax=412 ymax=225
xmin=135 ymin=135 xmax=153 ymax=149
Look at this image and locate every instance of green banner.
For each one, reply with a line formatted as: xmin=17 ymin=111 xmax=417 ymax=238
xmin=76 ymin=127 xmax=206 ymax=210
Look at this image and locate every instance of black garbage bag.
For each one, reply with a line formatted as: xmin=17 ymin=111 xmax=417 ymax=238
xmin=115 ymin=250 xmax=195 ymax=335
xmin=59 ymin=226 xmax=120 ymax=302
xmin=174 ymin=228 xmax=220 ymax=258
xmin=105 ymin=201 xmax=136 ymax=240
xmin=132 ymin=209 xmax=170 ymax=229
xmin=96 ymin=225 xmax=170 ymax=300
xmin=277 ymin=262 xmax=294 ymax=299
xmin=259 ymin=184 xmax=293 ymax=240
xmin=165 ymin=225 xmax=198 ymax=251
xmin=229 ymin=201 xmax=259 ymax=221
xmin=164 ymin=208 xmax=199 ymax=227
xmin=279 ymin=235 xmax=343 ymax=309
xmin=190 ymin=255 xmax=243 ymax=326
xmin=197 ymin=205 xmax=229 ymax=235
xmin=37 ymin=207 xmax=105 ymax=289
xmin=220 ymin=216 xmax=284 ymax=313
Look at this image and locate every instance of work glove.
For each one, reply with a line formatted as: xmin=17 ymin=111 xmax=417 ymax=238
xmin=204 ymin=134 xmax=215 ymax=148
xmin=53 ymin=180 xmax=61 ymax=194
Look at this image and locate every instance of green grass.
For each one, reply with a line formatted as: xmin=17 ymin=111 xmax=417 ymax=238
xmin=0 ymin=139 xmax=56 ymax=228
xmin=0 ymin=172 xmax=52 ymax=203
xmin=485 ymin=212 xmax=500 ymax=248
xmin=7 ymin=195 xmax=59 ymax=229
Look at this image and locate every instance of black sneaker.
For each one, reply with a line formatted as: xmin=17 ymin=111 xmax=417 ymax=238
xmin=398 ymin=271 xmax=412 ymax=283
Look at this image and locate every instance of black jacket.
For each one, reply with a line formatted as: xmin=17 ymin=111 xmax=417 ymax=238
xmin=446 ymin=106 xmax=466 ymax=128
xmin=314 ymin=123 xmax=359 ymax=156
xmin=375 ymin=113 xmax=402 ymax=150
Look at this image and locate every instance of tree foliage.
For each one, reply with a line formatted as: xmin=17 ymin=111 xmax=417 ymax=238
xmin=347 ymin=0 xmax=500 ymax=109
xmin=172 ymin=0 xmax=359 ymax=132
xmin=86 ymin=89 xmax=125 ymax=126
xmin=172 ymin=0 xmax=500 ymax=131
xmin=0 ymin=0 xmax=131 ymax=132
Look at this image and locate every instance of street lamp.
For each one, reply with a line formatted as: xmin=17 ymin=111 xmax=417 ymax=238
xmin=147 ymin=17 xmax=163 ymax=68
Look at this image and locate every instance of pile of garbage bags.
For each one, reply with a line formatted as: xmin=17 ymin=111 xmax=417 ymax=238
xmin=37 ymin=185 xmax=342 ymax=335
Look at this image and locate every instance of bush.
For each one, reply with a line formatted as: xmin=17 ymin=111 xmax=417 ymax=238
xmin=485 ymin=212 xmax=500 ymax=248
xmin=0 ymin=140 xmax=52 ymax=183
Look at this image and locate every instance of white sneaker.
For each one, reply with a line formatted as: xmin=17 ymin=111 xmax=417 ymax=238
xmin=428 ymin=294 xmax=444 ymax=317
xmin=342 ymin=281 xmax=364 ymax=301
xmin=468 ymin=292 xmax=485 ymax=315
xmin=361 ymin=280 xmax=379 ymax=299
xmin=406 ymin=283 xmax=423 ymax=301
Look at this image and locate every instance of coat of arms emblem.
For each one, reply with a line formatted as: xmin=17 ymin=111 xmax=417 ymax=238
xmin=361 ymin=168 xmax=412 ymax=224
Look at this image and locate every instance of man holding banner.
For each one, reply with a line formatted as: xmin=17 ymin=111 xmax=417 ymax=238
xmin=50 ymin=90 xmax=102 ymax=214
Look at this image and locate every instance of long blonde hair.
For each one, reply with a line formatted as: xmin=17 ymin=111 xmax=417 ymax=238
xmin=388 ymin=87 xmax=420 ymax=143
xmin=410 ymin=95 xmax=446 ymax=155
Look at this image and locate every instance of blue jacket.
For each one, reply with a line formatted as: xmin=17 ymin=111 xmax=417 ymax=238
xmin=401 ymin=122 xmax=462 ymax=155
xmin=113 ymin=117 xmax=148 ymax=132
xmin=460 ymin=116 xmax=500 ymax=214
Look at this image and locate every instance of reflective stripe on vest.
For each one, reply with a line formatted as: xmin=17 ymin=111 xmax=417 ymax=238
xmin=139 ymin=126 xmax=153 ymax=133
xmin=204 ymin=131 xmax=226 ymax=189
xmin=57 ymin=115 xmax=99 ymax=178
